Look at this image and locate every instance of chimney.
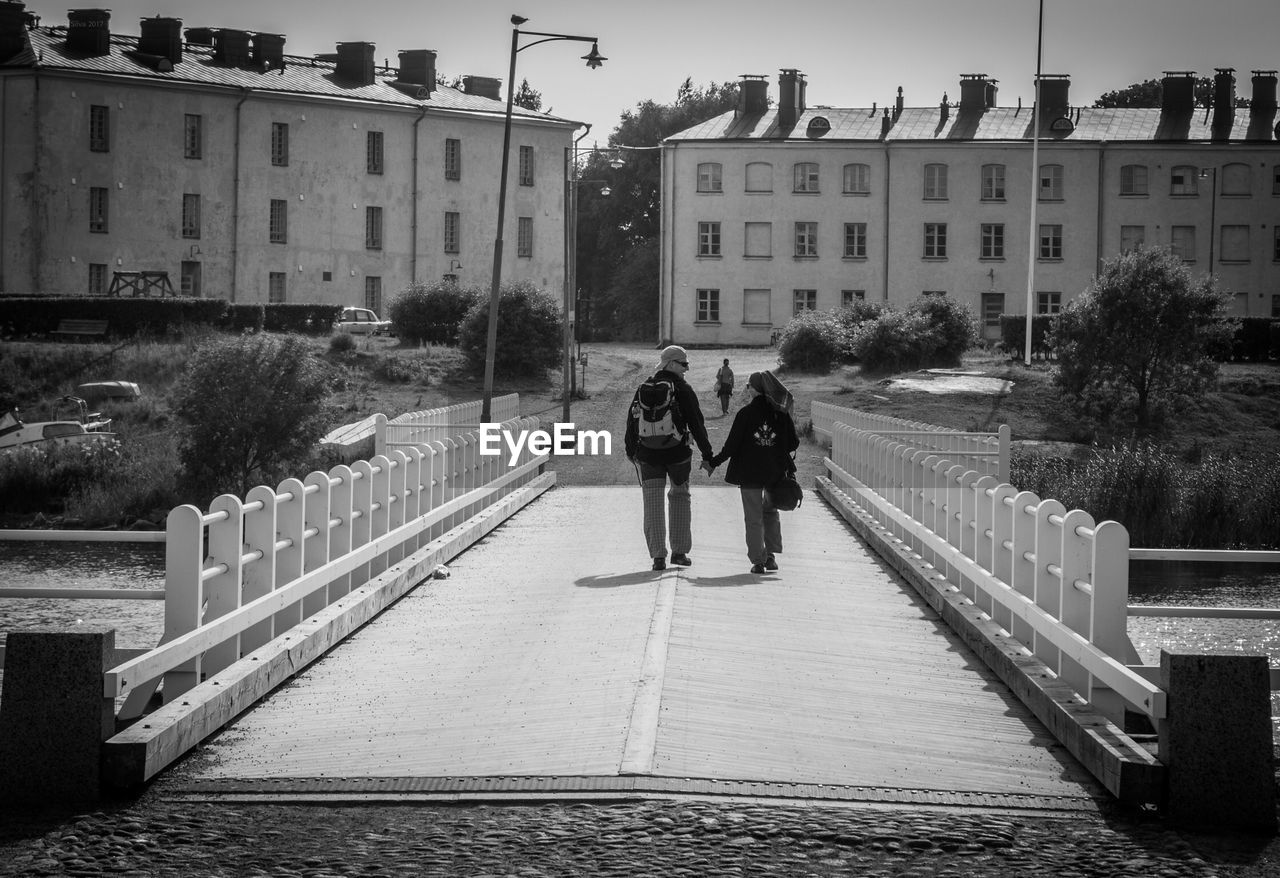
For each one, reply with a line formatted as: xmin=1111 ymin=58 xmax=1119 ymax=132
xmin=397 ymin=49 xmax=436 ymax=91
xmin=959 ymin=74 xmax=989 ymax=112
xmin=778 ymin=68 xmax=805 ymax=129
xmin=0 ymin=0 xmax=29 ymax=63
xmin=737 ymin=74 xmax=768 ymax=117
xmin=66 ymin=8 xmax=111 ymax=56
xmin=880 ymin=106 xmax=891 ymax=138
xmin=462 ymin=75 xmax=502 ymax=100
xmin=138 ymin=16 xmax=182 ymax=66
xmin=939 ymin=92 xmax=949 ymax=123
xmin=252 ymin=32 xmax=285 ymax=71
xmin=985 ymin=78 xmax=999 ymax=108
xmin=1161 ymin=71 xmax=1196 ymax=114
xmin=213 ymin=28 xmax=251 ymax=67
xmin=1035 ymin=74 xmax=1070 ymax=116
xmin=336 ymin=41 xmax=375 ymax=86
xmin=184 ymin=26 xmax=215 ymax=46
xmin=894 ymin=86 xmax=903 ymax=121
xmin=1252 ymin=69 xmax=1278 ymax=112
xmin=1212 ymin=67 xmax=1236 ymax=138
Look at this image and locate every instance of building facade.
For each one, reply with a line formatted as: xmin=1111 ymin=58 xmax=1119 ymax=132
xmin=659 ymin=68 xmax=1280 ymax=346
xmin=0 ymin=4 xmax=579 ymax=309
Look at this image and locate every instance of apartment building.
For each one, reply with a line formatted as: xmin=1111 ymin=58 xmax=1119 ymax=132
xmin=660 ymin=68 xmax=1279 ymax=345
xmin=0 ymin=3 xmax=578 ymax=309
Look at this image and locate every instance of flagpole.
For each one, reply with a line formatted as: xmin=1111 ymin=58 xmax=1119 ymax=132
xmin=1024 ymin=0 xmax=1044 ymax=366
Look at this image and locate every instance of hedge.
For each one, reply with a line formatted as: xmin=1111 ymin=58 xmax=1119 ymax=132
xmin=1229 ymin=317 xmax=1278 ymax=362
xmin=0 ymin=296 xmax=228 ymax=337
xmin=997 ymin=314 xmax=1056 ymax=360
xmin=260 ymin=303 xmax=343 ymax=335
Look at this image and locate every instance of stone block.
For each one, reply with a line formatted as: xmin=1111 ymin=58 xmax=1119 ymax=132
xmin=0 ymin=625 xmax=115 ymax=806
xmin=1159 ymin=650 xmax=1276 ymax=831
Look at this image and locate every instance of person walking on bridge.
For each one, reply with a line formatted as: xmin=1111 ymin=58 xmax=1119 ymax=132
xmin=703 ymin=371 xmax=799 ymax=574
xmin=625 ymin=345 xmax=715 ymax=571
xmin=714 ymin=358 xmax=735 ymax=415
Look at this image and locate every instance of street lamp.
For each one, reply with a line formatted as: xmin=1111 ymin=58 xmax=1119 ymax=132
xmin=481 ymin=15 xmax=605 ymax=422
xmin=1199 ymin=166 xmax=1218 ymax=276
xmin=1023 ymin=0 xmax=1045 ymax=366
xmin=562 ymin=135 xmax=612 ymax=421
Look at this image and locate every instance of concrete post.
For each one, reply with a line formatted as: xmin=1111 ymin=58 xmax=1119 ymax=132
xmin=1158 ymin=650 xmax=1276 ymax=831
xmin=0 ymin=625 xmax=116 ymax=805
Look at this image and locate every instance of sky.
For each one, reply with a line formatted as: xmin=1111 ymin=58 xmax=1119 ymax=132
xmin=32 ymin=0 xmax=1279 ymax=145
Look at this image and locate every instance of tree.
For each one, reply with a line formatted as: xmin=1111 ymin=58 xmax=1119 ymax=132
xmin=173 ymin=333 xmax=336 ymax=498
xmin=1093 ymin=77 xmax=1230 ymax=108
xmin=514 ymin=79 xmax=542 ymax=111
xmin=457 ymin=280 xmax=562 ymax=379
xmin=1050 ymin=248 xmax=1236 ymax=433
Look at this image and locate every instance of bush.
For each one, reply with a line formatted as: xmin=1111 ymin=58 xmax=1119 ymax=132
xmin=223 ymin=303 xmax=265 ymax=334
xmin=63 ymin=437 xmax=185 ymax=527
xmin=172 ymin=333 xmax=337 ymax=498
xmin=777 ymin=310 xmax=842 ymax=372
xmin=456 ymin=281 xmax=562 ymax=379
xmin=0 ymin=438 xmax=123 ymax=515
xmin=907 ymin=294 xmax=977 ymax=366
xmin=1228 ymin=317 xmax=1277 ymax=362
xmin=262 ymin=303 xmax=343 ymax=335
xmin=329 ymin=332 xmax=358 ymax=354
xmin=847 ymin=309 xmax=928 ymax=373
xmin=390 ymin=281 xmax=480 ymax=345
xmin=998 ymin=315 xmax=1057 ymax=360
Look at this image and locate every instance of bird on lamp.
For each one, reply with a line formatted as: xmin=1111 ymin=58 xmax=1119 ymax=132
xmin=511 ymin=15 xmax=527 ymax=25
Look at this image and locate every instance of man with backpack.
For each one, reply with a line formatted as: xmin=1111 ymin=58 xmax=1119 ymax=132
xmin=624 ymin=345 xmax=715 ymax=571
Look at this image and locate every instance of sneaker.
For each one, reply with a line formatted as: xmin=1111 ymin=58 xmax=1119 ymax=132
xmin=764 ymin=555 xmax=778 ymax=571
xmin=652 ymin=557 xmax=666 ymax=571
xmin=750 ymin=563 xmax=766 ymax=574
xmin=670 ymin=553 xmax=692 ymax=567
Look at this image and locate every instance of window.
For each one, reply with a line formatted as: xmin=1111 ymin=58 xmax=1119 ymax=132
xmin=1039 ymin=224 xmax=1063 ymax=259
xmin=843 ymin=222 xmax=867 ymax=258
xmin=367 ymin=131 xmax=384 ymax=175
xmin=184 ymin=114 xmax=203 ymax=159
xmin=445 ymin=138 xmax=461 ymax=180
xmin=1171 ymin=226 xmax=1196 ymax=262
xmin=924 ymin=163 xmax=948 ymax=200
xmin=922 ymin=290 xmax=946 ymax=297
xmin=981 ymin=164 xmax=1005 ymax=201
xmin=1274 ymin=166 xmax=1280 ymax=196
xmin=1221 ymin=225 xmax=1250 ymax=263
xmin=88 ymin=263 xmax=107 ymax=296
xmin=1039 ymin=164 xmax=1063 ymax=201
xmin=1274 ymin=227 xmax=1280 ymax=262
xmin=1120 ymin=164 xmax=1148 ymax=196
xmin=697 ymin=163 xmax=722 ymax=193
xmin=793 ymin=289 xmax=817 ymax=315
xmin=980 ymin=223 xmax=1004 ymax=259
xmin=1170 ymin=165 xmax=1198 ymax=196
xmin=366 ymin=206 xmax=383 ymax=250
xmin=841 ymin=289 xmax=866 ymax=306
xmin=923 ymin=223 xmax=947 ymax=258
xmin=444 ymin=211 xmax=460 ymax=253
xmin=268 ymin=272 xmax=287 ymax=304
xmin=1273 ymin=293 xmax=1280 ymax=318
xmin=271 ymin=122 xmax=289 ymax=166
xmin=696 ymin=288 xmax=720 ymax=322
xmin=365 ymin=277 xmax=382 ymax=314
xmin=744 ymin=222 xmax=771 ymax=258
xmin=518 ymin=145 xmax=533 ymax=186
xmin=181 ymin=261 xmax=202 ymax=297
xmin=89 ymin=187 xmax=108 ymax=233
xmin=1120 ymin=225 xmax=1144 ymax=253
xmin=794 ymin=222 xmax=818 ymax=257
xmin=1037 ymin=292 xmax=1062 ymax=314
xmin=517 ymin=216 xmax=533 ymax=257
xmin=793 ymin=162 xmax=819 ymax=193
xmin=842 ymin=163 xmax=870 ymax=195
xmin=745 ymin=162 xmax=772 ymax=192
xmin=1221 ymin=162 xmax=1251 ymax=196
xmin=697 ymin=221 xmax=721 ymax=257
xmin=743 ymin=289 xmax=771 ymax=324
xmin=269 ymin=199 xmax=287 ymax=243
xmin=89 ymin=105 xmax=109 ymax=152
xmin=182 ymin=194 xmax=201 ymax=239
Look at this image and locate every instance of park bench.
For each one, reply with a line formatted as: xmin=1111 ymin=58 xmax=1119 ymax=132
xmin=51 ymin=319 xmax=109 ymax=340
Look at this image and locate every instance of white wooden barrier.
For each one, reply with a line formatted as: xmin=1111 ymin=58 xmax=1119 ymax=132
xmin=105 ymin=414 xmax=545 ymax=717
xmin=376 ymin=392 xmax=520 ymax=456
xmin=825 ymin=422 xmax=1165 ymax=723
xmin=811 ymin=401 xmax=1010 ymax=482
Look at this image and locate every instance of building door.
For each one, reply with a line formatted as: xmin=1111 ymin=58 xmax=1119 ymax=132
xmin=981 ymin=293 xmax=1004 ymax=342
xmin=181 ymin=261 xmax=202 ymax=298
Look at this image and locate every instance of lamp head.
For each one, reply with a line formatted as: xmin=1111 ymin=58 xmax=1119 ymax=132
xmin=582 ymin=41 xmax=606 ymax=69
xmin=609 ymin=155 xmax=625 ymax=169
xmin=600 ymin=186 xmax=611 ymax=197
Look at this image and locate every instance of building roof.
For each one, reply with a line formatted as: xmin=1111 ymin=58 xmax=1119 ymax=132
xmin=11 ymin=26 xmax=579 ymax=128
xmin=665 ymin=103 xmax=1279 ymax=145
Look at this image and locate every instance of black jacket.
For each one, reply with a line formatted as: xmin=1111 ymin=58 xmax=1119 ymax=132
xmin=624 ymin=368 xmax=714 ymax=464
xmin=710 ymin=395 xmax=799 ymax=488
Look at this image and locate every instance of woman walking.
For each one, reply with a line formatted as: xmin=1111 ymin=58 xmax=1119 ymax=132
xmin=702 ymin=371 xmax=799 ymax=573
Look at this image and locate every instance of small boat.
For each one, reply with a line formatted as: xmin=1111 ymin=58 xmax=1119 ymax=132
xmin=0 ymin=397 xmax=115 ymax=451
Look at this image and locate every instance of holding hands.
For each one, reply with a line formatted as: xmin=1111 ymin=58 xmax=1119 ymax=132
xmin=700 ymin=459 xmax=716 ymax=476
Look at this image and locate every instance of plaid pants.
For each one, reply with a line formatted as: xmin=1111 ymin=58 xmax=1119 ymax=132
xmin=638 ymin=457 xmax=692 ymax=559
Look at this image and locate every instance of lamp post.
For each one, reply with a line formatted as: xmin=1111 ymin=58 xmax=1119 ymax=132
xmin=481 ymin=15 xmax=605 ymax=423
xmin=563 ymin=162 xmax=611 ymax=422
xmin=1023 ymin=0 xmax=1044 ymax=366
xmin=1199 ymin=166 xmax=1218 ymax=276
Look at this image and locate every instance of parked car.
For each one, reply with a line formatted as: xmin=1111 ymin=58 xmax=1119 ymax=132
xmin=335 ymin=307 xmax=394 ymax=336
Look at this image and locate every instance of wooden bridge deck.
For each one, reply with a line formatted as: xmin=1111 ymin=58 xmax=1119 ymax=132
xmin=162 ymin=486 xmax=1105 ymax=809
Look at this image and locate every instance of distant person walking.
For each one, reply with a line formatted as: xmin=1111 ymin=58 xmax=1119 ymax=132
xmin=703 ymin=371 xmax=799 ymax=574
xmin=714 ymin=358 xmax=735 ymax=415
xmin=624 ymin=345 xmax=715 ymax=571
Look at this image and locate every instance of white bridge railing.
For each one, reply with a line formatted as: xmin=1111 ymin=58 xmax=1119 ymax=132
xmin=812 ymin=401 xmax=1010 ymax=482
xmin=104 ymin=412 xmax=545 ymax=720
xmin=375 ymin=393 xmax=520 ymax=457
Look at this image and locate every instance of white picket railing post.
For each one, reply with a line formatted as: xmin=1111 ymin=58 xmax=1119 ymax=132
xmin=374 ymin=413 xmax=388 ymax=458
xmin=973 ymin=476 xmax=1000 ymax=619
xmin=428 ymin=441 xmax=447 ymax=541
xmin=1090 ymin=520 xmax=1132 ymax=723
xmin=1031 ymin=499 xmax=1066 ymax=673
xmin=302 ymin=471 xmax=332 ymax=617
xmin=327 ymin=465 xmax=354 ymax=602
xmin=1008 ymin=491 xmax=1039 ymax=650
xmin=369 ymin=455 xmax=392 ymax=578
xmin=274 ymin=477 xmax=306 ymax=632
xmin=240 ymin=485 xmax=279 ymax=655
xmin=160 ymin=504 xmax=205 ymax=699
xmin=1058 ymin=507 xmax=1097 ymax=699
xmin=202 ymin=494 xmax=245 ymax=677
xmin=350 ymin=460 xmax=374 ymax=589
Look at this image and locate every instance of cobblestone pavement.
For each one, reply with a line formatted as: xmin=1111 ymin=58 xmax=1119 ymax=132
xmin=2 ymin=796 xmax=1277 ymax=878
